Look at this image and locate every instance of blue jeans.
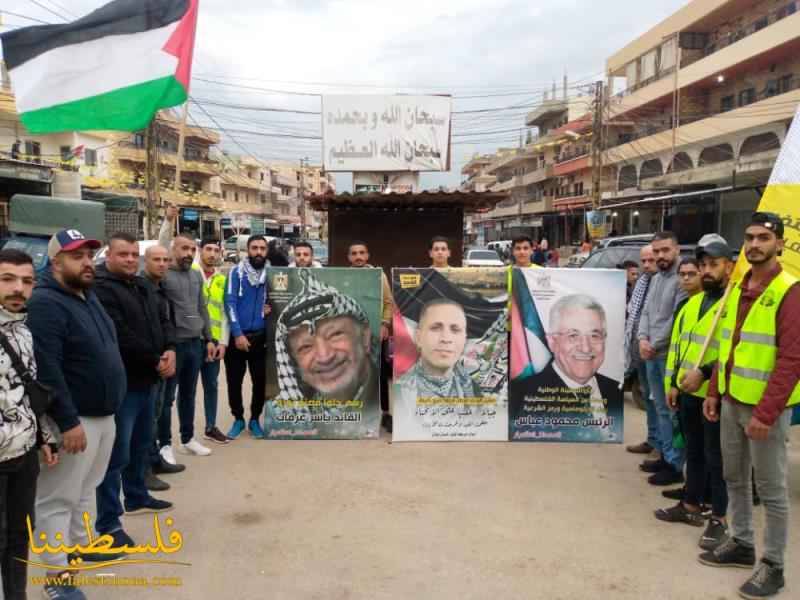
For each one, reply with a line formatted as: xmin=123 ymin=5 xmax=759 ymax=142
xmin=150 ymin=380 xmax=166 ymax=466
xmin=96 ymin=385 xmax=156 ymax=534
xmin=646 ymin=357 xmax=685 ymax=470
xmin=201 ymin=358 xmax=221 ymax=430
xmin=159 ymin=340 xmax=203 ymax=447
xmin=636 ymin=360 xmax=660 ymax=449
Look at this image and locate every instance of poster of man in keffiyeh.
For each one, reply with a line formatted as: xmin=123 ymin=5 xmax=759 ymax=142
xmin=263 ymin=268 xmax=382 ymax=439
xmin=391 ymin=268 xmax=509 ymax=441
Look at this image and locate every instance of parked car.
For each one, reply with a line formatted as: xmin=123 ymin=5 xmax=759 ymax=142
xmin=596 ymin=234 xmax=655 ymax=249
xmin=463 ymin=248 xmax=505 ymax=267
xmin=580 ymin=244 xmax=697 ymax=269
xmin=94 ymin=240 xmax=161 ymax=271
xmin=567 ymin=251 xmax=590 ymax=267
xmin=487 ymin=240 xmax=512 ymax=260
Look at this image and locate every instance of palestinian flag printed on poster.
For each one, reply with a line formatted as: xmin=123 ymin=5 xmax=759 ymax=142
xmin=1 ymin=0 xmax=198 ymax=134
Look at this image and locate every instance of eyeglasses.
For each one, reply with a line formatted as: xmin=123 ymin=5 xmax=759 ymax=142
xmin=679 ymin=271 xmax=700 ymax=278
xmin=552 ymin=330 xmax=606 ymax=346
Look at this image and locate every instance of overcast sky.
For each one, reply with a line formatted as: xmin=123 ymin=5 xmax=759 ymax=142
xmin=2 ymin=0 xmax=690 ymax=189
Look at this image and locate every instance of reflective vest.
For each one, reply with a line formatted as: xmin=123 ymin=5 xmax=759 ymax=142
xmin=664 ymin=293 xmax=720 ymax=399
xmin=193 ymin=264 xmax=226 ymax=342
xmin=718 ymin=270 xmax=800 ymax=406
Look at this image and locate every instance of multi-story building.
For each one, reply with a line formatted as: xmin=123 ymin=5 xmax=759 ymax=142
xmin=602 ymin=0 xmax=800 ymax=246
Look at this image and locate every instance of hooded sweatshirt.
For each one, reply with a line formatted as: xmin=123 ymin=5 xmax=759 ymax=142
xmin=27 ymin=270 xmax=126 ymax=432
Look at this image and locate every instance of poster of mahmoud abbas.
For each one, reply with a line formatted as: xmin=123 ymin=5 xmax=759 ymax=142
xmin=391 ymin=268 xmax=509 ymax=441
xmin=509 ymin=268 xmax=626 ymax=443
xmin=263 ymin=268 xmax=382 ymax=439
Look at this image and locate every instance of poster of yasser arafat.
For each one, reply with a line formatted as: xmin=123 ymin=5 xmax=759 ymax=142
xmin=391 ymin=268 xmax=508 ymax=441
xmin=263 ymin=268 xmax=382 ymax=439
xmin=509 ymin=268 xmax=625 ymax=443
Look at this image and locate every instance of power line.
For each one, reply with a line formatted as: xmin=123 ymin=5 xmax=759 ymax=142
xmin=27 ymin=0 xmax=69 ymax=21
xmin=0 ymin=10 xmax=51 ymax=24
xmin=40 ymin=0 xmax=78 ymax=19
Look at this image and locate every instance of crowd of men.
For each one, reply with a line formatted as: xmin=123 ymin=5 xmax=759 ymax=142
xmin=0 ymin=209 xmax=795 ymax=600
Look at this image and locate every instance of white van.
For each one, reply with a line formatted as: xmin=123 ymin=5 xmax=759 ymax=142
xmin=487 ymin=240 xmax=512 ymax=258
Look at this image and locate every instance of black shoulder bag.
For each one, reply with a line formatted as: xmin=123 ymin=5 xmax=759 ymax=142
xmin=0 ymin=333 xmax=52 ymax=417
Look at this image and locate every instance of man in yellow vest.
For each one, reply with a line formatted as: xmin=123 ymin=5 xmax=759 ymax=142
xmin=193 ymin=240 xmax=230 ymax=445
xmin=700 ymin=212 xmax=800 ymax=600
xmin=655 ymin=240 xmax=733 ymax=553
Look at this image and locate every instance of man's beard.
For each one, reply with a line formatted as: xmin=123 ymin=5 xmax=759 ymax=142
xmin=64 ymin=268 xmax=95 ymax=290
xmin=177 ymin=256 xmax=194 ymax=271
xmin=249 ymin=255 xmax=266 ymax=270
xmin=702 ymin=276 xmax=725 ymax=292
xmin=746 ymin=247 xmax=775 ymax=265
xmin=0 ymin=293 xmax=27 ymax=312
xmin=657 ymin=258 xmax=673 ymax=271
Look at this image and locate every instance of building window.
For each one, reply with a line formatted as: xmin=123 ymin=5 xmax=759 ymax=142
xmin=234 ymin=192 xmax=239 ymax=202
xmin=134 ymin=133 xmax=145 ymax=148
xmin=24 ymin=141 xmax=41 ymax=163
xmin=720 ymin=95 xmax=735 ymax=112
xmin=84 ymin=149 xmax=97 ymax=166
xmin=765 ymin=79 xmax=779 ymax=97
xmin=738 ymin=88 xmax=756 ymax=107
xmin=60 ymin=146 xmax=71 ymax=161
xmin=779 ymin=74 xmax=794 ymax=93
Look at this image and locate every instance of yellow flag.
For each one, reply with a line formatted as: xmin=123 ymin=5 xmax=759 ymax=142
xmin=732 ymin=106 xmax=800 ymax=282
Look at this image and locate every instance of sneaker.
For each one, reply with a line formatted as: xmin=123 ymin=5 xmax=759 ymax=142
xmin=125 ymin=497 xmax=173 ymax=515
xmin=178 ymin=438 xmax=212 ymax=456
xmin=145 ymin=469 xmax=170 ymax=492
xmin=662 ymin=486 xmax=685 ymax=500
xmin=654 ymin=502 xmax=705 ymax=527
xmin=227 ymin=419 xmax=246 ymax=439
xmin=648 ymin=466 xmax=684 ymax=486
xmin=699 ymin=518 xmax=728 ymax=551
xmin=204 ymin=426 xmax=230 ymax=444
xmin=647 ymin=448 xmax=661 ymax=460
xmin=69 ymin=529 xmax=135 ymax=565
xmin=738 ymin=560 xmax=785 ymax=599
xmin=152 ymin=455 xmax=185 ymax=475
xmin=42 ymin=571 xmax=86 ymax=600
xmin=159 ymin=445 xmax=177 ymax=465
xmin=640 ymin=458 xmax=669 ymax=473
xmin=248 ymin=419 xmax=265 ymax=438
xmin=699 ymin=537 xmax=756 ymax=569
xmin=381 ymin=413 xmax=393 ymax=434
xmin=626 ymin=441 xmax=653 ymax=454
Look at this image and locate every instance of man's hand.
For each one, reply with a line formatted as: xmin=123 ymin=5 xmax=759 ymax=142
xmin=745 ymin=415 xmax=771 ymax=441
xmin=40 ymin=444 xmax=58 ymax=467
xmin=165 ymin=204 xmax=178 ymax=221
xmin=206 ymin=342 xmax=216 ymax=362
xmin=667 ymin=388 xmax=680 ymax=411
xmin=215 ymin=344 xmax=227 ymax=361
xmin=263 ymin=304 xmax=272 ymax=317
xmin=62 ymin=424 xmax=87 ymax=454
xmin=235 ymin=335 xmax=251 ymax=352
xmin=158 ymin=350 xmax=176 ymax=378
xmin=380 ymin=324 xmax=390 ymax=342
xmin=679 ymin=369 xmax=704 ymax=394
xmin=639 ymin=339 xmax=655 ymax=360
xmin=703 ymin=396 xmax=720 ymax=422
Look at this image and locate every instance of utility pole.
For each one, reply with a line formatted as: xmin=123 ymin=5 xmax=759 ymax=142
xmin=591 ymin=80 xmax=605 ymax=210
xmin=144 ymin=119 xmax=160 ymax=238
xmin=299 ymin=156 xmax=309 ymax=233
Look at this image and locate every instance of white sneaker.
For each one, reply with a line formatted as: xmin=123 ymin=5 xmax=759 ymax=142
xmin=178 ymin=438 xmax=212 ymax=456
xmin=159 ymin=445 xmax=177 ymax=465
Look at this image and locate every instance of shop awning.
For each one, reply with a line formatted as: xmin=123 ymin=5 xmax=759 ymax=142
xmin=600 ymin=186 xmax=735 ymax=210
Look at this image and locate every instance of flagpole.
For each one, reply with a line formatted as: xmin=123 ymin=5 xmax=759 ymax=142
xmin=144 ymin=117 xmax=160 ymax=239
xmin=174 ymin=101 xmax=190 ymax=236
xmin=691 ymin=279 xmax=734 ymax=371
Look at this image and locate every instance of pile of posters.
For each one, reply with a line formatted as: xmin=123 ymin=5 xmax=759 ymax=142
xmin=391 ymin=268 xmax=509 ymax=441
xmin=263 ymin=267 xmax=382 ymax=439
xmin=509 ymin=268 xmax=625 ymax=443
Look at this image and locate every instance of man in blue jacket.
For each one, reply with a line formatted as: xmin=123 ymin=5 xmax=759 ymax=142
xmin=225 ymin=235 xmax=270 ymax=439
xmin=27 ymin=229 xmax=126 ymax=599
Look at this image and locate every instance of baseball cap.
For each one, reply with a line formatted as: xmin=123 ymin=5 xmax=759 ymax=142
xmin=696 ymin=240 xmax=732 ymax=260
xmin=749 ymin=212 xmax=784 ymax=238
xmin=697 ymin=233 xmax=727 ymax=248
xmin=47 ymin=229 xmax=102 ymax=259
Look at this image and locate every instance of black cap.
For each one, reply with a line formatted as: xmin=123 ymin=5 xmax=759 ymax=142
xmin=696 ymin=240 xmax=732 ymax=260
xmin=749 ymin=212 xmax=784 ymax=238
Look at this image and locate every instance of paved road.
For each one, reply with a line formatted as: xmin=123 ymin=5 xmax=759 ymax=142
xmin=31 ymin=376 xmax=800 ymax=600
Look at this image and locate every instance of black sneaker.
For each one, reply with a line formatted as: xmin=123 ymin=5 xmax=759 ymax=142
xmin=654 ymin=502 xmax=705 ymax=526
xmin=145 ymin=468 xmax=170 ymax=492
xmin=125 ymin=497 xmax=173 ymax=516
xmin=699 ymin=518 xmax=728 ymax=551
xmin=739 ymin=560 xmax=785 ymax=599
xmin=640 ymin=458 xmax=669 ymax=473
xmin=662 ymin=486 xmax=685 ymax=500
xmin=698 ymin=537 xmax=756 ymax=569
xmin=648 ymin=466 xmax=684 ymax=486
xmin=153 ymin=456 xmax=186 ymax=475
xmin=69 ymin=529 xmax=135 ymax=564
xmin=204 ymin=426 xmax=230 ymax=444
xmin=381 ymin=413 xmax=393 ymax=434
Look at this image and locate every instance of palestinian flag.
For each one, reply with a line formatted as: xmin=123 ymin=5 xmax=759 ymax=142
xmin=1 ymin=0 xmax=198 ymax=134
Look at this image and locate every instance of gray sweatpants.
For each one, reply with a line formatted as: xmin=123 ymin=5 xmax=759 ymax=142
xmin=721 ymin=400 xmax=792 ymax=566
xmin=34 ymin=416 xmax=116 ymax=570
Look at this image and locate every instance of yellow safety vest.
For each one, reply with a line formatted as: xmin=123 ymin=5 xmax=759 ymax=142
xmin=718 ymin=270 xmax=800 ymax=406
xmin=664 ymin=293 xmax=720 ymax=399
xmin=193 ymin=264 xmax=226 ymax=342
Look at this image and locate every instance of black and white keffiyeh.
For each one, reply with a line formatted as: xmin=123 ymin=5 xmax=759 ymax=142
xmin=275 ymin=269 xmax=371 ymax=401
xmin=237 ymin=259 xmax=266 ymax=297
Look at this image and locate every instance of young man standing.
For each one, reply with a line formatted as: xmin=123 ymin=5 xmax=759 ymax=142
xmin=511 ymin=236 xmax=535 ymax=268
xmin=348 ymin=241 xmax=393 ymax=431
xmin=224 ymin=235 xmax=270 ymax=439
xmin=94 ymin=233 xmax=174 ymax=548
xmin=0 ymin=249 xmax=57 ymax=600
xmin=700 ymin=213 xmax=799 ymax=599
xmin=429 ymin=236 xmax=451 ymax=268
xmin=291 ymin=241 xmax=322 ymax=268
xmin=28 ymin=230 xmax=126 ymax=599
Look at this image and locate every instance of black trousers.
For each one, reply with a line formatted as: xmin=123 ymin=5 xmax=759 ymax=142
xmin=680 ymin=394 xmax=727 ymax=517
xmin=225 ymin=340 xmax=267 ymax=421
xmin=380 ymin=339 xmax=391 ymax=413
xmin=0 ymin=448 xmax=40 ymax=600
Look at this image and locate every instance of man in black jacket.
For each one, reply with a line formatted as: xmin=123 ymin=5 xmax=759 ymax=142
xmin=94 ymin=233 xmax=176 ymax=547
